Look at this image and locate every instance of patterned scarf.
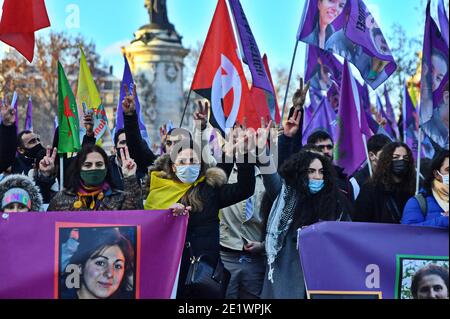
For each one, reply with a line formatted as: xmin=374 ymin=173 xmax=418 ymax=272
xmin=265 ymin=182 xmax=298 ymax=284
xmin=74 ymin=182 xmax=111 ymax=210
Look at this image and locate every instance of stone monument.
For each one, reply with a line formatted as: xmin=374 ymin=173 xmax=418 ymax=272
xmin=123 ymin=0 xmax=189 ymax=147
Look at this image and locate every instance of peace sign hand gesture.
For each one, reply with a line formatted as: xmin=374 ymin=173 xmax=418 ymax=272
xmin=194 ymin=100 xmax=209 ymax=131
xmin=292 ymin=78 xmax=310 ymax=112
xmin=284 ymin=109 xmax=302 ymax=138
xmin=39 ymin=147 xmax=57 ymax=177
xmin=120 ymin=146 xmax=137 ymax=177
xmin=0 ymin=98 xmax=16 ymax=126
xmin=122 ymin=83 xmax=137 ymax=116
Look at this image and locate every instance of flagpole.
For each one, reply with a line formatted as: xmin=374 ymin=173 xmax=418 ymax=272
xmin=279 ymin=41 xmax=299 ymax=127
xmin=179 ymin=88 xmax=192 ymax=128
xmin=362 ymin=135 xmax=373 ymax=177
xmin=59 ymin=156 xmax=64 ymax=191
xmin=415 ymin=127 xmax=423 ymax=195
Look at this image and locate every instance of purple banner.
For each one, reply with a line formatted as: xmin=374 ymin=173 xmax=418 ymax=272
xmin=305 ymin=45 xmax=343 ymax=92
xmin=297 ymin=0 xmax=397 ymax=89
xmin=0 ymin=210 xmax=188 ymax=299
xmin=438 ymin=0 xmax=449 ymax=48
xmin=299 ymin=222 xmax=449 ymax=299
xmin=419 ymin=0 xmax=449 ymax=150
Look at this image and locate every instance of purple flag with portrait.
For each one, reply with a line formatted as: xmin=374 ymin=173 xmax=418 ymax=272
xmin=0 ymin=210 xmax=188 ymax=299
xmin=297 ymin=0 xmax=397 ymax=89
xmin=114 ymin=55 xmax=151 ymax=147
xmin=438 ymin=0 xmax=449 ymax=48
xmin=24 ymin=97 xmax=33 ymax=131
xmin=302 ymin=97 xmax=337 ymax=145
xmin=305 ymin=45 xmax=343 ymax=92
xmin=419 ymin=0 xmax=449 ymax=150
xmin=326 ymin=81 xmax=340 ymax=112
xmin=376 ymin=94 xmax=395 ymax=139
xmin=334 ymin=60 xmax=366 ymax=175
xmin=299 ymin=222 xmax=449 ymax=299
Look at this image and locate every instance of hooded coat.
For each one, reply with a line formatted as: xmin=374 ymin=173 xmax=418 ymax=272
xmin=0 ymin=174 xmax=43 ymax=212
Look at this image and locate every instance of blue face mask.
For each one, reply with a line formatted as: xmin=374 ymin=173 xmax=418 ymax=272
xmin=175 ymin=164 xmax=201 ymax=184
xmin=309 ymin=179 xmax=325 ymax=194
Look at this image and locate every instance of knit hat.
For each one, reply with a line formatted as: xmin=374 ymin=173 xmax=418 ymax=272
xmin=1 ymin=188 xmax=32 ymax=210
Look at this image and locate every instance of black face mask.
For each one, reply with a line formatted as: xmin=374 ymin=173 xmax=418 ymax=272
xmin=24 ymin=144 xmax=45 ymax=160
xmin=391 ymin=160 xmax=409 ymax=177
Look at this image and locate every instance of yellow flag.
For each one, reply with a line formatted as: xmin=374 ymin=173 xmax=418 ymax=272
xmin=77 ymin=48 xmax=109 ymax=143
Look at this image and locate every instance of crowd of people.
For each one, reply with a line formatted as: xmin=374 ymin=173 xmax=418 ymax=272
xmin=0 ymin=79 xmax=448 ymax=300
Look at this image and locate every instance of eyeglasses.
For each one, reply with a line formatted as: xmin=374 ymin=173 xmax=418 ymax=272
xmin=317 ymin=144 xmax=333 ymax=151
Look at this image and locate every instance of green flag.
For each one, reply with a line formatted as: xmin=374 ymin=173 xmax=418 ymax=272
xmin=58 ymin=61 xmax=81 ymax=153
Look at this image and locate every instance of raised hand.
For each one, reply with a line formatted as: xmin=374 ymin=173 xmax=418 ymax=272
xmin=193 ymin=100 xmax=209 ymax=130
xmin=170 ymin=203 xmax=191 ymax=217
xmin=39 ymin=147 xmax=57 ymax=177
xmin=120 ymin=146 xmax=137 ymax=177
xmin=0 ymin=97 xmax=16 ymax=126
xmin=159 ymin=124 xmax=168 ymax=148
xmin=256 ymin=117 xmax=274 ymax=149
xmin=83 ymin=111 xmax=94 ymax=137
xmin=122 ymin=83 xmax=137 ymax=115
xmin=292 ymin=78 xmax=310 ymax=111
xmin=283 ymin=109 xmax=302 ymax=137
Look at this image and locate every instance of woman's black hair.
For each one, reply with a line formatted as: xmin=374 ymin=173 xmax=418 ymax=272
xmin=423 ymin=150 xmax=449 ymax=195
xmin=66 ymin=144 xmax=117 ymax=192
xmin=279 ymin=150 xmax=340 ymax=228
xmin=411 ymin=264 xmax=449 ymax=299
xmin=371 ymin=142 xmax=416 ymax=193
xmin=64 ymin=227 xmax=135 ymax=299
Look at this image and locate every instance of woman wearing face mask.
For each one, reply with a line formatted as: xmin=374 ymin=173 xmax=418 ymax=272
xmin=144 ymin=138 xmax=256 ymax=299
xmin=261 ymin=151 xmax=353 ymax=299
xmin=0 ymin=174 xmax=43 ymax=213
xmin=47 ymin=145 xmax=142 ymax=211
xmin=354 ymin=142 xmax=416 ymax=224
xmin=402 ymin=150 xmax=449 ymax=228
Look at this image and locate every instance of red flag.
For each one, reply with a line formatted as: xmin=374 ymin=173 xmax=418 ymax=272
xmin=191 ymin=0 xmax=256 ymax=133
xmin=0 ymin=0 xmax=50 ymax=62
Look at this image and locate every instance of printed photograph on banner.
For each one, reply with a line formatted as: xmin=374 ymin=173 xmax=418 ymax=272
xmin=297 ymin=0 xmax=397 ymax=89
xmin=395 ymin=255 xmax=449 ymax=300
xmin=56 ymin=225 xmax=139 ymax=299
xmin=308 ymin=291 xmax=382 ymax=299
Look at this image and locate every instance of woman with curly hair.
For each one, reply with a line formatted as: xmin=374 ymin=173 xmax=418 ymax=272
xmin=261 ymin=150 xmax=353 ymax=299
xmin=354 ymin=142 xmax=416 ymax=223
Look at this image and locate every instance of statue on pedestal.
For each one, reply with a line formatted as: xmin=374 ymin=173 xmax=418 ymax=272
xmin=145 ymin=0 xmax=174 ymax=31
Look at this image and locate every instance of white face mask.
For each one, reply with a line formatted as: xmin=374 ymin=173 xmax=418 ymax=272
xmin=437 ymin=171 xmax=449 ymax=186
xmin=175 ymin=164 xmax=201 ymax=184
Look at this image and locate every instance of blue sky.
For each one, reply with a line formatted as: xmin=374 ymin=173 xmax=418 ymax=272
xmin=0 ymin=0 xmax=446 ymax=82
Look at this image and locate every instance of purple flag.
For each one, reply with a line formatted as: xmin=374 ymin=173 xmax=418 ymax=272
xmin=438 ymin=0 xmax=449 ymax=47
xmin=24 ymin=97 xmax=33 ymax=131
xmin=303 ymin=89 xmax=322 ymax=131
xmin=419 ymin=0 xmax=449 ymax=150
xmin=11 ymin=91 xmax=19 ymax=134
xmin=302 ymin=97 xmax=337 ymax=145
xmin=383 ymin=86 xmax=400 ymax=139
xmin=376 ymin=94 xmax=395 ymax=139
xmin=115 ymin=55 xmax=150 ymax=147
xmin=0 ymin=210 xmax=188 ymax=299
xmin=297 ymin=0 xmax=397 ymax=89
xmin=334 ymin=60 xmax=366 ymax=175
xmin=305 ymin=45 xmax=343 ymax=92
xmin=299 ymin=222 xmax=449 ymax=299
xmin=228 ymin=0 xmax=272 ymax=93
xmin=326 ymin=81 xmax=340 ymax=112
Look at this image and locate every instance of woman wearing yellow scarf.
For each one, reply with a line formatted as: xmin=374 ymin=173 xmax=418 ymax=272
xmin=402 ymin=150 xmax=449 ymax=228
xmin=144 ymin=138 xmax=256 ymax=299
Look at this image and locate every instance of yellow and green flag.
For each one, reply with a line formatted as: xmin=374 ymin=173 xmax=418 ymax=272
xmin=77 ymin=48 xmax=109 ymax=143
xmin=58 ymin=62 xmax=81 ymax=154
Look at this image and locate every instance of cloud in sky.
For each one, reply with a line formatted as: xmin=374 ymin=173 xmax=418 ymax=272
xmin=102 ymin=39 xmax=130 ymax=57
